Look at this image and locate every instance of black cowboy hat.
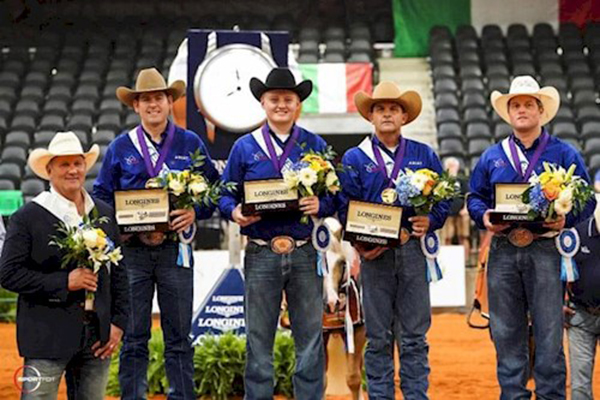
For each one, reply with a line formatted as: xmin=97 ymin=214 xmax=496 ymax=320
xmin=250 ymin=67 xmax=313 ymax=102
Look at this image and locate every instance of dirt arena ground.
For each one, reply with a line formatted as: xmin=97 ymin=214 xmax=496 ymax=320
xmin=1 ymin=313 xmax=598 ymax=399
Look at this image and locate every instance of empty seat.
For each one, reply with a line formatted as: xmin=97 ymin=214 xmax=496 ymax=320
xmin=33 ymin=131 xmax=56 ymax=148
xmin=464 ymin=108 xmax=489 ymax=124
xmin=577 ymin=106 xmax=600 ymax=123
xmin=437 ymin=122 xmax=463 ymax=140
xmin=9 ymin=115 xmax=36 ymax=133
xmin=4 ymin=131 xmax=31 ymax=148
xmin=572 ymin=90 xmax=597 ymax=108
xmin=434 ymin=78 xmax=458 ymax=94
xmin=459 ymin=64 xmax=483 ymax=79
xmin=43 ymin=99 xmax=69 ymax=117
xmin=462 ymin=78 xmax=485 ymax=94
xmin=97 ymin=113 xmax=121 ymax=132
xmin=435 ymin=93 xmax=459 ymax=109
xmin=468 ymin=139 xmax=492 ymax=157
xmin=47 ymin=86 xmax=72 ymax=101
xmin=554 ymin=106 xmax=575 ymax=123
xmin=0 ymin=179 xmax=16 ymax=190
xmin=93 ymin=130 xmax=116 ymax=145
xmin=1 ymin=146 xmax=27 ymax=167
xmin=432 ymin=65 xmax=455 ymax=80
xmin=588 ymin=154 xmax=600 ymax=172
xmin=582 ymin=121 xmax=600 ymax=139
xmin=14 ymin=99 xmax=40 ymax=117
xmin=20 ymin=86 xmax=44 ymax=103
xmin=486 ymin=64 xmax=510 ymax=78
xmin=487 ymin=77 xmax=510 ymax=93
xmin=0 ymin=163 xmax=22 ymax=186
xmin=124 ymin=113 xmax=140 ymax=129
xmin=439 ymin=138 xmax=465 ymax=157
xmin=39 ymin=115 xmax=66 ymax=131
xmin=494 ymin=122 xmax=512 ymax=140
xmin=466 ymin=122 xmax=492 ymax=139
xmin=436 ymin=108 xmax=460 ymax=125
xmin=68 ymin=115 xmax=93 ymax=133
xmin=74 ymin=85 xmax=100 ymax=102
xmin=462 ymin=93 xmax=486 ymax=109
xmin=552 ymin=122 xmax=578 ymax=139
xmin=71 ymin=99 xmax=96 ymax=116
xmin=20 ymin=179 xmax=46 ymax=197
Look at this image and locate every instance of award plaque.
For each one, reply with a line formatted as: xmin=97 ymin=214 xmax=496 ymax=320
xmin=488 ymin=183 xmax=539 ymax=224
xmin=114 ymin=189 xmax=170 ymax=233
xmin=242 ymin=179 xmax=299 ymax=215
xmin=343 ymin=200 xmax=403 ymax=246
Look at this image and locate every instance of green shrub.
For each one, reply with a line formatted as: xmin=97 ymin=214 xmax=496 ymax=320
xmin=0 ymin=287 xmax=17 ymax=322
xmin=106 ymin=329 xmax=296 ymax=398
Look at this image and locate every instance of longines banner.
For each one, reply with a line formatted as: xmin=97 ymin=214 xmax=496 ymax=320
xmin=190 ymin=268 xmax=246 ymax=342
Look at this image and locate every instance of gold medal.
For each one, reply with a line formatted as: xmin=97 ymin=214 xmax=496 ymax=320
xmin=507 ymin=228 xmax=534 ymax=247
xmin=381 ymin=188 xmax=398 ymax=204
xmin=400 ymin=228 xmax=411 ymax=245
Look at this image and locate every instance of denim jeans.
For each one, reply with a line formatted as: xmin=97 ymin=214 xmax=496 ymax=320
xmin=118 ymin=242 xmax=195 ymax=400
xmin=360 ymin=240 xmax=431 ymax=400
xmin=21 ymin=317 xmax=110 ymax=400
xmin=567 ymin=305 xmax=600 ymax=400
xmin=243 ymin=241 xmax=324 ymax=400
xmin=487 ymin=236 xmax=566 ymax=400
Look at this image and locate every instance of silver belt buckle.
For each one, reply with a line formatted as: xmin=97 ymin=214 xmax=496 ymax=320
xmin=270 ymin=236 xmax=296 ymax=255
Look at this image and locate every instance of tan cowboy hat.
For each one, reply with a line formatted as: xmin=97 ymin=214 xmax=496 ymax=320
xmin=354 ymin=81 xmax=422 ymax=125
xmin=28 ymin=131 xmax=99 ymax=180
xmin=116 ymin=67 xmax=185 ymax=108
xmin=491 ymin=75 xmax=560 ymax=126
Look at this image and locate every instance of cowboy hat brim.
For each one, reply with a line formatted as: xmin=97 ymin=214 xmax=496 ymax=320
xmin=354 ymin=90 xmax=422 ymax=125
xmin=491 ymin=86 xmax=560 ymax=126
xmin=249 ymin=78 xmax=313 ymax=102
xmin=28 ymin=145 xmax=100 ymax=180
xmin=116 ymin=80 xmax=186 ymax=108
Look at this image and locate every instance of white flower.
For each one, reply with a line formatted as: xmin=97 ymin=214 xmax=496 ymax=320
xmin=189 ymin=179 xmax=208 ymax=196
xmin=82 ymin=229 xmax=99 ymax=249
xmin=433 ymin=181 xmax=449 ymax=197
xmin=410 ymin=173 xmax=429 ymax=191
xmin=299 ymin=168 xmax=318 ymax=188
xmin=554 ymin=188 xmax=573 ymax=216
xmin=283 ymin=170 xmax=300 ymax=189
xmin=325 ymin=171 xmax=338 ymax=188
xmin=168 ymin=178 xmax=185 ymax=196
xmin=108 ymin=248 xmax=123 ymax=265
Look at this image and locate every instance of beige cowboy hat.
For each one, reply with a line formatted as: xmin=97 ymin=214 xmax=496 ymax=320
xmin=491 ymin=75 xmax=560 ymax=126
xmin=354 ymin=81 xmax=422 ymax=125
xmin=116 ymin=67 xmax=185 ymax=108
xmin=28 ymin=131 xmax=99 ymax=180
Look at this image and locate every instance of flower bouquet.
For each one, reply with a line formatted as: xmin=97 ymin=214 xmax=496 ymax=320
xmin=282 ymin=147 xmax=340 ymax=223
xmin=50 ymin=214 xmax=123 ymax=310
xmin=522 ymin=162 xmax=593 ymax=221
xmin=146 ymin=149 xmax=232 ymax=210
xmin=394 ymin=168 xmax=460 ymax=214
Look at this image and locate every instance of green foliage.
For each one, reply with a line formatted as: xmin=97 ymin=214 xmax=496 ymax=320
xmin=273 ymin=332 xmax=295 ymax=397
xmin=194 ymin=333 xmax=246 ymax=399
xmin=106 ymin=330 xmax=296 ymax=398
xmin=0 ymin=287 xmax=17 ymax=322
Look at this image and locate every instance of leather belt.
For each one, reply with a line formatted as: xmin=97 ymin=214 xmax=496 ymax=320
xmin=497 ymin=228 xmax=557 ymax=248
xmin=250 ymin=236 xmax=309 ymax=255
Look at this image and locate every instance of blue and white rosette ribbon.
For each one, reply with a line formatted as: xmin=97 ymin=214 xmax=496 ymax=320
xmin=555 ymin=228 xmax=580 ymax=282
xmin=177 ymin=223 xmax=196 ymax=268
xmin=312 ymin=217 xmax=332 ymax=276
xmin=421 ymin=232 xmax=443 ymax=283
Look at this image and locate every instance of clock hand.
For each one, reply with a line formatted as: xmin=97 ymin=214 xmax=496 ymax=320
xmin=226 ymin=90 xmax=236 ymax=97
xmin=236 ymin=69 xmax=240 ymax=81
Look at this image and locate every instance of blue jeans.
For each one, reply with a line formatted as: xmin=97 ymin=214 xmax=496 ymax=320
xmin=488 ymin=236 xmax=566 ymax=400
xmin=118 ymin=242 xmax=195 ymax=400
xmin=21 ymin=318 xmax=110 ymax=400
xmin=243 ymin=241 xmax=324 ymax=400
xmin=567 ymin=305 xmax=600 ymax=400
xmin=360 ymin=240 xmax=431 ymax=400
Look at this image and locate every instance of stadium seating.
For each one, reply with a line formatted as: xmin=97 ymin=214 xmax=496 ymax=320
xmin=429 ymin=22 xmax=600 ymax=174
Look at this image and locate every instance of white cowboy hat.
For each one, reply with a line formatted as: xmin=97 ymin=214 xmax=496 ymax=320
xmin=491 ymin=75 xmax=560 ymax=126
xmin=354 ymin=81 xmax=422 ymax=125
xmin=28 ymin=131 xmax=99 ymax=180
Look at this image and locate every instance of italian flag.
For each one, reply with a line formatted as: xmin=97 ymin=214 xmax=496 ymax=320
xmin=393 ymin=0 xmax=598 ymax=57
xmin=298 ymin=63 xmax=373 ymax=114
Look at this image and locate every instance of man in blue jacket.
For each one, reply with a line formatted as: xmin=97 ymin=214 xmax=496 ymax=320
xmin=339 ymin=81 xmax=450 ymax=399
xmin=219 ymin=68 xmax=336 ymax=400
xmin=565 ymin=208 xmax=600 ymax=400
xmin=94 ymin=68 xmax=219 ymax=400
xmin=468 ymin=76 xmax=596 ymax=400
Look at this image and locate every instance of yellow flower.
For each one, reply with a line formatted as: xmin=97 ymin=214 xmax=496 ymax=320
xmin=309 ymin=160 xmax=323 ymax=172
xmin=538 ymin=171 xmax=552 ymax=185
xmin=415 ymin=169 xmax=439 ymax=180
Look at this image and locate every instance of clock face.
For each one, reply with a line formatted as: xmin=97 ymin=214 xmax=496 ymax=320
xmin=194 ymin=44 xmax=277 ymax=133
